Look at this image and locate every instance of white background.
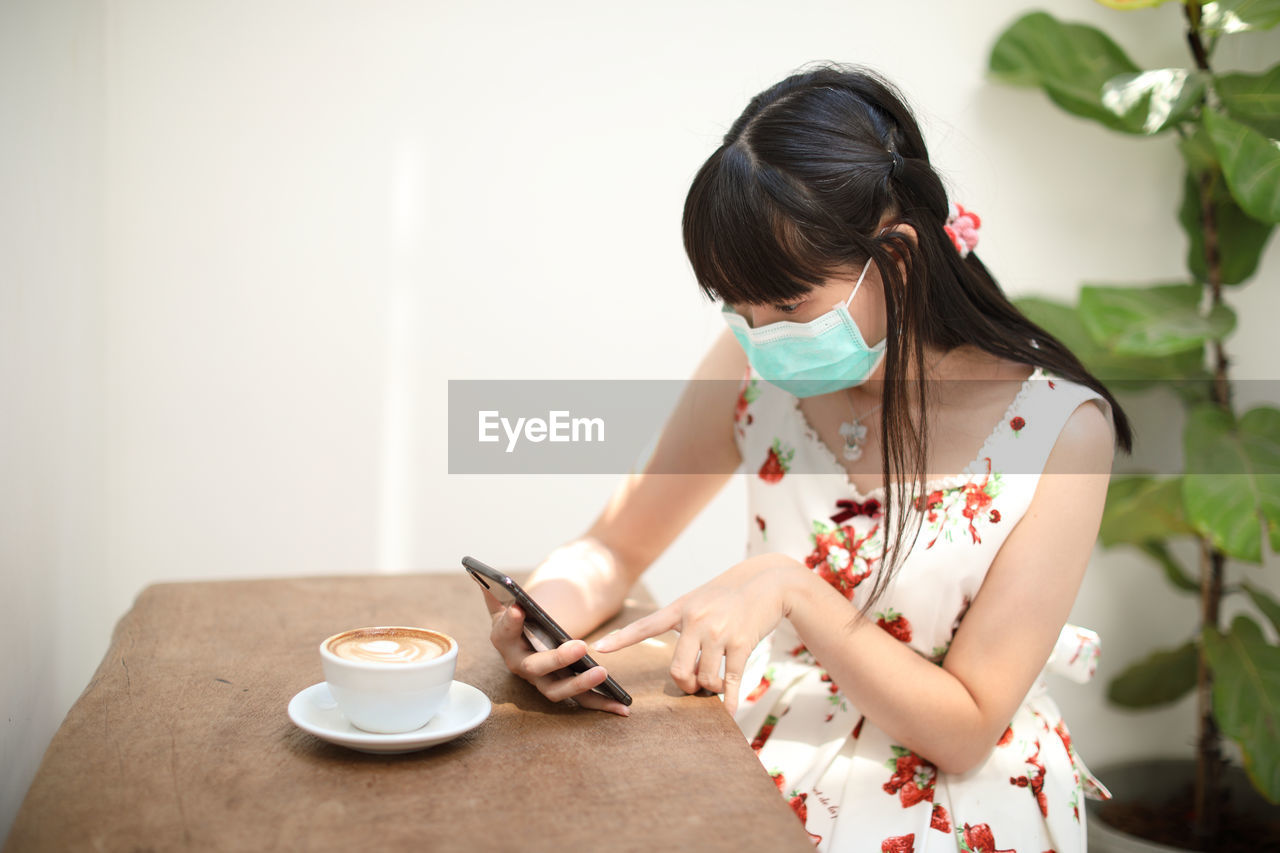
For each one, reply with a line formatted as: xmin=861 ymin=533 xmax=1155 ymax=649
xmin=4 ymin=0 xmax=1279 ymax=836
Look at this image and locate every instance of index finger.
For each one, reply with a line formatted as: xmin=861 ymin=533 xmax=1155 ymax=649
xmin=481 ymin=588 xmax=506 ymax=618
xmin=592 ymin=606 xmax=679 ymax=653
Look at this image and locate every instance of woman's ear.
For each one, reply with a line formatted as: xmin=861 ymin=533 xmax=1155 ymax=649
xmin=879 ymin=223 xmax=917 ymax=281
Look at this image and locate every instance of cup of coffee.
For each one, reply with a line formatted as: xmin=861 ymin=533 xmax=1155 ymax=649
xmin=319 ymin=626 xmax=458 ymax=733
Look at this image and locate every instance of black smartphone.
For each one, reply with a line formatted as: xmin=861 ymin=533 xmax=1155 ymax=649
xmin=462 ymin=555 xmax=632 ymax=706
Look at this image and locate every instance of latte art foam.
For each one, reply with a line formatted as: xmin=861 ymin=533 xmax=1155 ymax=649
xmin=327 ymin=628 xmax=449 ymax=664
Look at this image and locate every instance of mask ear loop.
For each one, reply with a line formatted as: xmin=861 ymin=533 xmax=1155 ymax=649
xmin=843 ymin=255 xmax=875 ymax=308
xmin=844 ymin=227 xmax=891 ymax=308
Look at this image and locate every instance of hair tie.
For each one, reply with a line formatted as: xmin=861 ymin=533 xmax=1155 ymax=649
xmin=888 ymin=151 xmax=905 ymax=179
xmin=944 ymin=202 xmax=981 ymax=258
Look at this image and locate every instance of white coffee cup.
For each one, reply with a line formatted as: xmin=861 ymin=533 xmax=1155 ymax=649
xmin=319 ymin=626 xmax=458 ymax=733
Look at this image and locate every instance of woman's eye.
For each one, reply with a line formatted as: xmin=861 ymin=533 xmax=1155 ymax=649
xmin=776 ymin=303 xmax=802 ymax=314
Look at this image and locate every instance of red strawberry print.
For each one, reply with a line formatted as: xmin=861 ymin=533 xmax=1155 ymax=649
xmin=1053 ymin=719 xmax=1073 ymax=756
xmin=914 ymin=488 xmax=946 ymax=522
xmin=758 ymin=438 xmax=794 ymax=483
xmin=959 ymin=822 xmax=1015 ymax=853
xmin=876 ymin=608 xmax=913 ymax=642
xmin=789 ymin=791 xmax=808 ymax=823
xmin=1048 ymin=379 xmax=1056 ymax=389
xmin=996 ymin=725 xmax=1014 ymax=747
xmin=1010 ymin=415 xmax=1025 ymax=434
xmin=883 ymin=745 xmax=936 ymax=808
xmin=745 ymin=668 xmax=774 ymax=703
xmin=734 ymin=379 xmax=758 ymax=436
xmin=930 ymin=803 xmax=951 ymax=833
xmin=852 ymin=716 xmax=865 ymax=739
xmin=959 ymin=489 xmax=993 ymax=544
xmin=751 ymin=714 xmax=778 ymax=753
xmin=821 ymin=673 xmax=848 ymax=722
xmin=1008 ymin=739 xmax=1048 ymax=817
xmin=805 ymin=521 xmax=877 ymax=599
xmin=881 ymin=834 xmax=915 ymax=853
xmin=954 ymin=458 xmax=997 ymax=545
xmin=769 ymin=769 xmax=786 ymax=792
xmin=756 ymin=514 xmax=767 ymax=541
xmin=914 ymin=461 xmax=1003 ymax=547
xmin=788 ymin=792 xmax=823 ymax=845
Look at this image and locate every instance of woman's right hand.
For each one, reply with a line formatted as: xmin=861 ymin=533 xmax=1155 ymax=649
xmin=486 ymin=596 xmax=631 ymax=716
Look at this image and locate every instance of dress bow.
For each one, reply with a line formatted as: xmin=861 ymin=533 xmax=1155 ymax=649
xmin=830 ymin=498 xmax=882 ymax=524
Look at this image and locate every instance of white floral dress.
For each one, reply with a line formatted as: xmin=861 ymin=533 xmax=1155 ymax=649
xmin=732 ymin=364 xmax=1113 ymax=853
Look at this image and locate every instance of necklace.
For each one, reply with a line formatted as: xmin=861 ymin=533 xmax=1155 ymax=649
xmin=839 ymin=392 xmax=882 ymax=461
xmin=836 ymin=346 xmax=963 ymax=461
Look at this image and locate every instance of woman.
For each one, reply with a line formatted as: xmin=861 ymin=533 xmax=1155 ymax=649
xmin=486 ymin=65 xmax=1132 ymax=851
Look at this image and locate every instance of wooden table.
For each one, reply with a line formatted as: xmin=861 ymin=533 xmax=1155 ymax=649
xmin=4 ymin=573 xmax=812 ymax=852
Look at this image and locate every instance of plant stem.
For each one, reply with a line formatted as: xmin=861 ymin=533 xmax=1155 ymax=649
xmin=1185 ymin=1 xmax=1212 ymax=73
xmin=1186 ymin=1 xmax=1230 ymax=844
xmin=1194 ymin=537 xmax=1225 ymax=845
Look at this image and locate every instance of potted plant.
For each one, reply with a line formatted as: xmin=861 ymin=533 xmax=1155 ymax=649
xmin=987 ymin=2 xmax=1279 ymax=850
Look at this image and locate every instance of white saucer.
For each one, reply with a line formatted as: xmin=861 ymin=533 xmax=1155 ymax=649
xmin=288 ymin=680 xmax=491 ymax=754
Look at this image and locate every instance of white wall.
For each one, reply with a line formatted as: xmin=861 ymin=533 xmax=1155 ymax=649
xmin=4 ymin=0 xmax=1279 ymax=836
xmin=1 ymin=0 xmax=106 ymax=835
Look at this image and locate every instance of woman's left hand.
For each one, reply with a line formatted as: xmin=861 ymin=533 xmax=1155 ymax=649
xmin=591 ymin=553 xmax=805 ymax=716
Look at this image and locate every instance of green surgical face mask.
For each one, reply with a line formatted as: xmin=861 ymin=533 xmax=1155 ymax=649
xmin=721 ymin=255 xmax=886 ymax=398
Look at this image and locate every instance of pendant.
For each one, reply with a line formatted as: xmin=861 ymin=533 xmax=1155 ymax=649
xmin=839 ymin=420 xmax=867 ymax=461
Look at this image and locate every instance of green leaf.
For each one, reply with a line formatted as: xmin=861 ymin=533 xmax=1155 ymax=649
xmin=1179 ymin=168 xmax=1276 ymax=285
xmin=1101 ymin=475 xmax=1194 ymax=545
xmin=1108 ymin=641 xmax=1200 ymax=707
xmin=1016 ymin=297 xmax=1207 ymax=383
xmin=1102 ymin=69 xmax=1206 ymax=134
xmin=1244 ymin=406 xmax=1280 ymax=553
xmin=989 ymin=12 xmax=1143 ymax=133
xmin=1200 ymin=0 xmax=1280 ymax=33
xmin=1243 ymin=581 xmax=1280 ymax=634
xmin=1179 ymin=123 xmax=1220 ymax=173
xmin=1218 ymin=63 xmax=1280 ymax=139
xmin=1202 ymin=615 xmax=1280 ymax=803
xmin=1095 ymin=0 xmax=1182 ymax=8
xmin=1204 ymin=109 xmax=1280 ymax=223
xmin=1078 ymin=283 xmax=1236 ymax=356
xmin=1140 ymin=541 xmax=1202 ymax=592
xmin=1182 ymin=405 xmax=1280 ymax=562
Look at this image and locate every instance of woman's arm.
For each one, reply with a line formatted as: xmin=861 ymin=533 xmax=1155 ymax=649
xmin=486 ymin=327 xmax=747 ymax=712
xmin=597 ymin=399 xmax=1115 ymax=770
xmin=516 ymin=327 xmax=748 ymax=637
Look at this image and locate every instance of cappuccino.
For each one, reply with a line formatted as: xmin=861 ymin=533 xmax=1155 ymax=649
xmin=319 ymin=625 xmax=459 ymax=733
xmin=326 ymin=627 xmax=449 ymax=664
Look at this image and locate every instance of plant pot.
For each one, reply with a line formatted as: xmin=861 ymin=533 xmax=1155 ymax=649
xmin=1087 ymin=759 xmax=1280 ymax=852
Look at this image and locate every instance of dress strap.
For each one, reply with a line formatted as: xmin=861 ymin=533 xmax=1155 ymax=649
xmin=979 ymin=369 xmax=1113 ymax=481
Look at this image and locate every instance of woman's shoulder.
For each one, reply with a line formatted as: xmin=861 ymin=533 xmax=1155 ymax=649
xmin=1000 ymin=361 xmax=1117 ymax=475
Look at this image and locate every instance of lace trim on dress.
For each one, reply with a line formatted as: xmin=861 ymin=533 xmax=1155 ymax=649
xmin=786 ymin=366 xmax=1046 ymax=501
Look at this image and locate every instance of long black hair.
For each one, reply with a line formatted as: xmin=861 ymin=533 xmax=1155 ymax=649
xmin=683 ymin=64 xmax=1133 ymax=609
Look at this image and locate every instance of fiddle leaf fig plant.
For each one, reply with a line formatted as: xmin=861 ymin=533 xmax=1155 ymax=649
xmin=989 ymin=1 xmax=1280 ymax=841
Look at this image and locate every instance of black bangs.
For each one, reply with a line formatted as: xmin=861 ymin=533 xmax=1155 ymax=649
xmin=682 ymin=142 xmax=853 ymax=306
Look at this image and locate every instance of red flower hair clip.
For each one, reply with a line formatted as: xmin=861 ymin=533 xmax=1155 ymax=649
xmin=944 ymin=202 xmax=981 ymax=258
